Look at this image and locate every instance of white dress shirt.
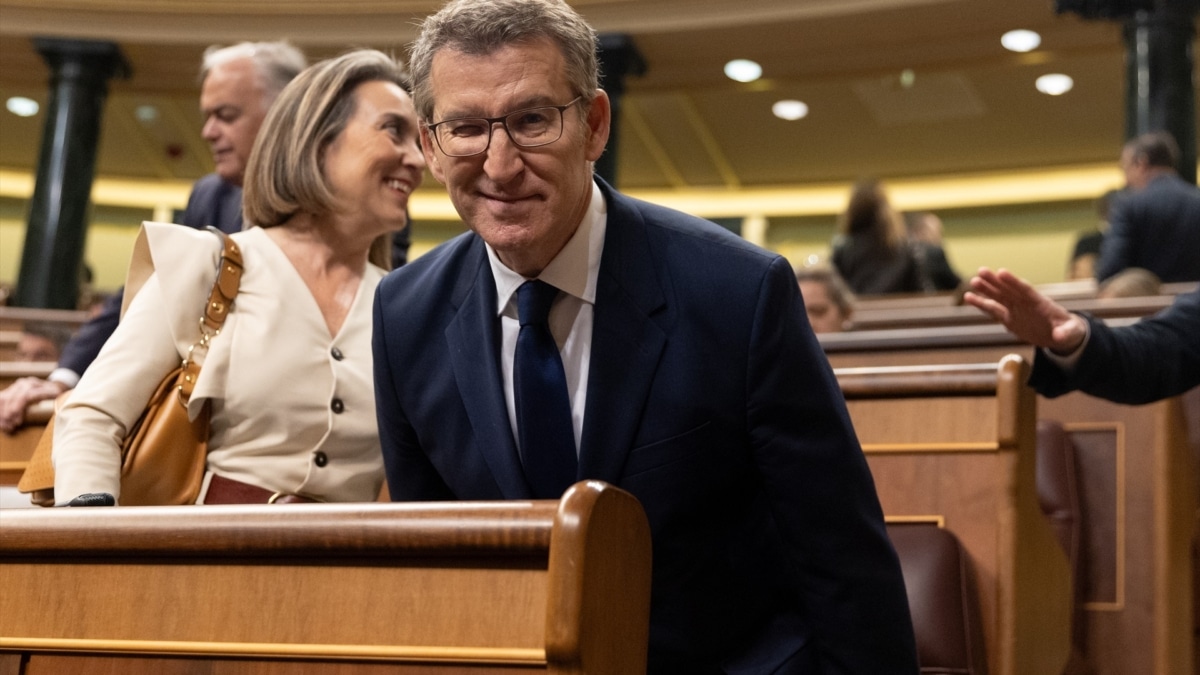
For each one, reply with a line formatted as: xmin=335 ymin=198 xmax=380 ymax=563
xmin=486 ymin=180 xmax=607 ymax=456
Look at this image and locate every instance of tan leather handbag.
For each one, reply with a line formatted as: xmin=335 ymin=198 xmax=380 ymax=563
xmin=17 ymin=228 xmax=242 ymax=506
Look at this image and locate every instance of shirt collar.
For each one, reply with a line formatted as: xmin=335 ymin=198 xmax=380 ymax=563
xmin=489 ymin=180 xmax=607 ymax=316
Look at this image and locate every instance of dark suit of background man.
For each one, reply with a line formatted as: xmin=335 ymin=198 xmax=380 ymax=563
xmin=0 ymin=41 xmax=306 ymax=433
xmin=371 ymin=1 xmax=917 ymax=672
xmin=1095 ymin=131 xmax=1200 ymax=284
xmin=966 ymin=267 xmax=1200 ymax=404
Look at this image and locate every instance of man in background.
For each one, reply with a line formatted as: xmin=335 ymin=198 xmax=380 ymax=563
xmin=1095 ymin=131 xmax=1200 ymax=284
xmin=14 ymin=322 xmax=72 ymax=363
xmin=0 ymin=41 xmax=306 ymax=433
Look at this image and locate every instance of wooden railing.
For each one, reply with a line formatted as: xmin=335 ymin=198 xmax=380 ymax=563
xmin=0 ymin=480 xmax=652 ymax=675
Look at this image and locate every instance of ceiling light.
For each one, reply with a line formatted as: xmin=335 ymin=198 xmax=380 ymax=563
xmin=1036 ymin=73 xmax=1074 ymax=96
xmin=135 ymin=105 xmax=159 ymax=123
xmin=1002 ymin=29 xmax=1041 ymax=53
xmin=6 ymin=96 xmax=39 ymax=117
xmin=772 ymin=100 xmax=809 ymax=121
xmin=724 ymin=59 xmax=762 ymax=83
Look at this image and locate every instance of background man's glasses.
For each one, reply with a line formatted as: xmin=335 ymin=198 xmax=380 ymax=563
xmin=427 ymin=96 xmax=583 ymax=157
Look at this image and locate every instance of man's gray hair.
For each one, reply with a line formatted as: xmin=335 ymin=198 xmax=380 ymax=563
xmin=408 ymin=0 xmax=599 ymax=121
xmin=200 ymin=41 xmax=308 ymax=99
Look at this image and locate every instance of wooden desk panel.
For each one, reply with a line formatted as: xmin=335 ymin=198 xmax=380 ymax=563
xmin=826 ymin=332 xmax=1198 ymax=675
xmin=836 ymin=356 xmax=1072 ymax=675
xmin=0 ymin=481 xmax=652 ymax=675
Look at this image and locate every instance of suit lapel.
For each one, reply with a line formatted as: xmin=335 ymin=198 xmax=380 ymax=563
xmin=445 ymin=242 xmax=533 ymax=498
xmin=578 ymin=184 xmax=668 ymax=482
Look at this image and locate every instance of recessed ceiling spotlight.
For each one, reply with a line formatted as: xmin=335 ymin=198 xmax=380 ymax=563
xmin=6 ymin=96 xmax=39 ymax=117
xmin=135 ymin=105 xmax=159 ymax=123
xmin=724 ymin=59 xmax=763 ymax=83
xmin=1002 ymin=29 xmax=1042 ymax=53
xmin=1036 ymin=73 xmax=1074 ymax=96
xmin=772 ymin=100 xmax=809 ymax=121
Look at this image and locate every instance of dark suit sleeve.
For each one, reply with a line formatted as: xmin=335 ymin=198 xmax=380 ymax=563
xmin=56 ymin=290 xmax=124 ymax=376
xmin=1029 ymin=288 xmax=1200 ymax=403
xmin=372 ymin=279 xmax=455 ymax=500
xmin=391 ymin=223 xmax=412 ymax=268
xmin=748 ymin=257 xmax=918 ymax=672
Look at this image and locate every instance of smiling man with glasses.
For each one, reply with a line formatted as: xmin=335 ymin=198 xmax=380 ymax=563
xmin=372 ymin=1 xmax=917 ymax=672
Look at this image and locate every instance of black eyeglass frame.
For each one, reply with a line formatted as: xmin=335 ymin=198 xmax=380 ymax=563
xmin=424 ymin=95 xmax=585 ymax=157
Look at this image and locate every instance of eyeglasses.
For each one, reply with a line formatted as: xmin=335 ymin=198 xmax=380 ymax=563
xmin=426 ymin=96 xmax=583 ymax=157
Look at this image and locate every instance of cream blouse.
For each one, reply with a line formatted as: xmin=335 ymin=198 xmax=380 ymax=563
xmin=53 ymin=223 xmax=385 ymax=503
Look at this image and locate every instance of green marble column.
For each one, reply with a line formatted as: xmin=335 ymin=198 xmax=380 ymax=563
xmin=1123 ymin=5 xmax=1197 ymax=183
xmin=12 ymin=38 xmax=130 ymax=309
xmin=596 ymin=33 xmax=646 ymax=188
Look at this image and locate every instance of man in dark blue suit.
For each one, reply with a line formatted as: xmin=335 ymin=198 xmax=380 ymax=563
xmin=1095 ymin=131 xmax=1200 ymax=284
xmin=966 ymin=267 xmax=1200 ymax=403
xmin=0 ymin=41 xmax=305 ymax=432
xmin=372 ymin=1 xmax=916 ymax=672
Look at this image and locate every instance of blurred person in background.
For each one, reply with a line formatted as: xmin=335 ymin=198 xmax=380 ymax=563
xmin=832 ymin=178 xmax=932 ymax=295
xmin=904 ymin=210 xmax=962 ymax=292
xmin=15 ymin=322 xmax=73 ymax=363
xmin=795 ymin=266 xmax=855 ymax=333
xmin=1095 ymin=131 xmax=1200 ymax=284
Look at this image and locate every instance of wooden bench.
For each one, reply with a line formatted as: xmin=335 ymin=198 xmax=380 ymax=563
xmin=0 ymin=306 xmax=89 ymax=333
xmin=823 ymin=326 xmax=1198 ymax=675
xmin=0 ymin=361 xmax=54 ymax=390
xmin=850 ymin=292 xmax=1185 ymax=332
xmin=0 ymin=480 xmax=652 ymax=675
xmin=835 ymin=355 xmax=1071 ymax=675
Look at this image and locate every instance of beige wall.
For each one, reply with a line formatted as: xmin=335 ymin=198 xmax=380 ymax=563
xmin=1 ymin=197 xmax=1099 ymax=294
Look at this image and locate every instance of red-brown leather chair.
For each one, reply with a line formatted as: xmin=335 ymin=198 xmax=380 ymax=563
xmin=1036 ymin=419 xmax=1089 ymax=675
xmin=887 ymin=523 xmax=988 ymax=675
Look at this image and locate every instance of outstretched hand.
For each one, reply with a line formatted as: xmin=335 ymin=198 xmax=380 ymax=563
xmin=963 ymin=267 xmax=1088 ymax=354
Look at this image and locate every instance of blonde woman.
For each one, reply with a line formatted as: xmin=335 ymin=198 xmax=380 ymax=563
xmin=53 ymin=50 xmax=424 ymax=505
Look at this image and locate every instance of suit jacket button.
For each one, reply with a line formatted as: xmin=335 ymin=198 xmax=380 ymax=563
xmin=331 ymin=347 xmax=344 ymax=361
xmin=330 ymin=398 xmax=345 ymax=414
xmin=313 ymin=451 xmax=328 ymax=467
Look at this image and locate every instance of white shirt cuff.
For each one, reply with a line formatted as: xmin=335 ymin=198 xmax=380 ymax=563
xmin=48 ymin=368 xmax=81 ymax=389
xmin=1040 ymin=319 xmax=1091 ymax=372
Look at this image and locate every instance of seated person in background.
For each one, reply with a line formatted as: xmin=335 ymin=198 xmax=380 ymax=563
xmin=904 ymin=210 xmax=962 ymax=291
xmin=0 ymin=41 xmax=307 ymax=434
xmin=832 ymin=178 xmax=932 ymax=295
xmin=15 ymin=323 xmax=73 ymax=363
xmin=52 ymin=50 xmax=425 ymax=505
xmin=965 ymin=266 xmax=1199 ymax=404
xmin=1069 ymin=188 xmax=1120 ymax=280
xmin=1097 ymin=267 xmax=1161 ymax=299
xmin=1095 ymin=131 xmax=1200 ymax=283
xmin=795 ymin=266 xmax=855 ymax=333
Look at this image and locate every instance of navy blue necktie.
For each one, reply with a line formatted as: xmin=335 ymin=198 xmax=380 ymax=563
xmin=514 ymin=280 xmax=578 ymax=498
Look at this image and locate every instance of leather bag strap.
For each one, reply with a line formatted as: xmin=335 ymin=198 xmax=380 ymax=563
xmin=179 ymin=228 xmax=243 ymax=404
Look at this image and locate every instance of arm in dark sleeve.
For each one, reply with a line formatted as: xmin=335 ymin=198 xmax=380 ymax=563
xmin=371 ymin=279 xmax=454 ymax=501
xmin=749 ymin=256 xmax=918 ymax=672
xmin=1030 ymin=288 xmax=1200 ymax=404
xmin=56 ymin=289 xmax=124 ymax=377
